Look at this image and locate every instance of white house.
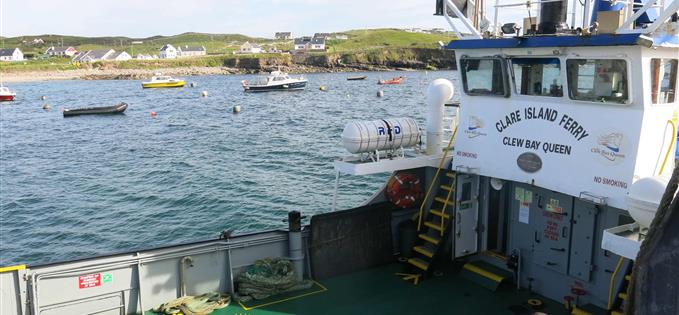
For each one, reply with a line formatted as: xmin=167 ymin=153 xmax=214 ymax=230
xmin=136 ymin=54 xmax=156 ymax=60
xmin=108 ymin=51 xmax=132 ymax=61
xmin=45 ymin=46 xmax=78 ymax=57
xmin=239 ymin=42 xmax=262 ymax=54
xmin=275 ymin=32 xmax=292 ymax=40
xmin=293 ymin=36 xmax=326 ymax=53
xmin=0 ymin=48 xmax=24 ymax=62
xmin=159 ymin=44 xmax=178 ymax=59
xmin=72 ymin=49 xmax=115 ymax=63
xmin=177 ymin=46 xmax=206 ymax=58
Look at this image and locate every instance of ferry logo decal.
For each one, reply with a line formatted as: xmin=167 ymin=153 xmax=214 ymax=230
xmin=465 ymin=116 xmax=487 ymax=138
xmin=592 ymin=132 xmax=626 ymax=163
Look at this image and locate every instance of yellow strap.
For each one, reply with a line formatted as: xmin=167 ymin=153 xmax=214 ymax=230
xmin=0 ymin=264 xmax=26 ymax=273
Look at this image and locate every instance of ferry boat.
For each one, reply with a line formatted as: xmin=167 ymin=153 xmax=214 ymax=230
xmin=141 ymin=74 xmax=186 ymax=88
xmin=0 ymin=86 xmax=16 ymax=101
xmin=241 ymin=71 xmax=307 ymax=92
xmin=1 ymin=1 xmax=678 ymax=314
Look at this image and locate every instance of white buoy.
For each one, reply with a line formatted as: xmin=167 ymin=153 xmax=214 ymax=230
xmin=42 ymin=104 xmax=50 ymax=110
xmin=191 ymin=82 xmax=197 ymax=87
xmin=201 ymin=91 xmax=208 ymax=97
xmin=41 ymin=95 xmax=47 ymax=100
xmin=233 ymin=105 xmax=241 ymax=113
xmin=377 ymin=90 xmax=384 ymax=97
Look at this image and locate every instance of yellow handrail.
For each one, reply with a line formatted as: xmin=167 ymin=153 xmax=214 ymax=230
xmin=659 ymin=119 xmax=676 ymax=175
xmin=438 ymin=175 xmax=456 ymax=236
xmin=417 ymin=127 xmax=458 ymax=231
xmin=607 ymin=256 xmax=625 ymax=310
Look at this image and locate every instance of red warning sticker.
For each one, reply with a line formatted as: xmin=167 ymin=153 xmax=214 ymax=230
xmin=78 ymin=273 xmax=101 ymax=289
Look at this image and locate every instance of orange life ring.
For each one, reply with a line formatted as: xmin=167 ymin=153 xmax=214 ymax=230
xmin=385 ymin=173 xmax=423 ymax=208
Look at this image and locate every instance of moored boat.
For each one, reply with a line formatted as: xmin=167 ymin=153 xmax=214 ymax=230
xmin=377 ymin=76 xmax=403 ymax=85
xmin=63 ymin=102 xmax=128 ymax=117
xmin=0 ymin=86 xmax=16 ymax=102
xmin=347 ymin=75 xmax=368 ymax=81
xmin=141 ymin=74 xmax=185 ymax=88
xmin=242 ymin=71 xmax=307 ymax=92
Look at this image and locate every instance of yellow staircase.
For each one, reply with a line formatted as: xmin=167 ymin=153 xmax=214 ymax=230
xmin=608 ymin=258 xmax=633 ymax=315
xmin=406 ymin=171 xmax=456 ymax=274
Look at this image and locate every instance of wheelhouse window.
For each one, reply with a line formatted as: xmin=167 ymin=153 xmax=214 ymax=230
xmin=512 ymin=58 xmax=563 ymax=97
xmin=460 ymin=57 xmax=510 ymax=97
xmin=567 ymin=59 xmax=628 ymax=104
xmin=651 ymin=58 xmax=678 ymax=104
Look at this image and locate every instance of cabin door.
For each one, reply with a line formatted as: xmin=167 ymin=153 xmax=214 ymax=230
xmin=455 ymin=174 xmax=480 ymax=258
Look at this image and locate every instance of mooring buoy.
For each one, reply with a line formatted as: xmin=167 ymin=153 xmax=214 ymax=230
xmin=41 ymin=95 xmax=47 ymax=100
xmin=233 ymin=105 xmax=241 ymax=113
xmin=42 ymin=104 xmax=50 ymax=110
xmin=319 ymin=86 xmax=327 ymax=91
xmin=150 ymin=111 xmax=157 ymax=118
xmin=191 ymin=82 xmax=197 ymax=87
xmin=201 ymin=91 xmax=208 ymax=97
xmin=377 ymin=90 xmax=384 ymax=97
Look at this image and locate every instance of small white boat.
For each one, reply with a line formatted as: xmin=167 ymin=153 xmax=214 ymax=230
xmin=141 ymin=74 xmax=185 ymax=88
xmin=241 ymin=71 xmax=307 ymax=92
xmin=0 ymin=86 xmax=16 ymax=102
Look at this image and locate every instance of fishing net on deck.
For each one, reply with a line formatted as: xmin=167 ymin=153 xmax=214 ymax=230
xmin=153 ymin=292 xmax=230 ymax=315
xmin=236 ymin=257 xmax=313 ymax=302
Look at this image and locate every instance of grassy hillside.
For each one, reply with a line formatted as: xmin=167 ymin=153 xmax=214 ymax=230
xmin=1 ymin=29 xmax=453 ymax=56
xmin=0 ymin=29 xmax=456 ymax=73
xmin=1 ymin=32 xmax=272 ymax=56
xmin=327 ymin=29 xmax=454 ymax=52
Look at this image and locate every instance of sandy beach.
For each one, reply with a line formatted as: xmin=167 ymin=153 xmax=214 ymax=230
xmin=2 ymin=67 xmax=243 ymax=83
xmin=1 ymin=64 xmax=396 ymax=83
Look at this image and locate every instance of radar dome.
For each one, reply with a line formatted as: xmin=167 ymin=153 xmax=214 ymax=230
xmin=626 ymin=176 xmax=670 ymax=227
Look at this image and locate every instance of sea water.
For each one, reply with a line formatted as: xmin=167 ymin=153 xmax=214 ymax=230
xmin=0 ymin=70 xmax=457 ymax=266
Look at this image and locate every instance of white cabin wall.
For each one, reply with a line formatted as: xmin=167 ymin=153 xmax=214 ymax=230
xmin=452 ymin=46 xmax=649 ymax=209
xmin=635 ymin=46 xmax=679 ymax=179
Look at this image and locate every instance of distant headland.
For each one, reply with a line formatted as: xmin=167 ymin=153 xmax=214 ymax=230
xmin=0 ymin=28 xmax=457 ymax=82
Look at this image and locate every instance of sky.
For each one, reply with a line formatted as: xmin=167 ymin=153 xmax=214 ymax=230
xmin=0 ymin=0 xmax=551 ymax=39
xmin=0 ymin=0 xmax=460 ymax=38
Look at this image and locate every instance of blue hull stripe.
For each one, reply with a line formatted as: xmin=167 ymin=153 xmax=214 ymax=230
xmin=445 ymin=34 xmax=645 ymax=49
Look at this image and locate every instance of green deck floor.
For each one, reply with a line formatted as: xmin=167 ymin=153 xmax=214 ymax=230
xmin=153 ymin=263 xmax=605 ymax=315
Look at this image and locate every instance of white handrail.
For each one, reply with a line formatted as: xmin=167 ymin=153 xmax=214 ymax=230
xmin=616 ymin=0 xmax=679 ymax=34
xmin=617 ymin=0 xmax=661 ymax=31
xmin=444 ymin=0 xmax=483 ymax=39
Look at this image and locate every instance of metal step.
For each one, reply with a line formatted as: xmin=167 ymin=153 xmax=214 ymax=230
xmin=611 ymin=310 xmax=623 ymax=315
xmin=434 ymin=196 xmax=449 ymax=204
xmin=429 ymin=209 xmax=450 ymax=219
xmin=413 ymin=245 xmax=435 ymax=258
xmin=418 ymin=233 xmax=440 ymax=245
xmin=625 ymin=274 xmax=631 ymax=281
xmin=407 ymin=257 xmax=430 ymax=271
xmin=424 ymin=221 xmax=444 ymax=232
xmin=462 ymin=262 xmax=506 ymax=283
xmin=618 ymin=292 xmax=627 ymax=300
xmin=440 ymin=184 xmax=454 ymax=192
xmin=445 ymin=172 xmax=456 ymax=178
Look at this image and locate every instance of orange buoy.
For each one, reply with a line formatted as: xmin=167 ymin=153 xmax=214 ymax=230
xmin=385 ymin=173 xmax=423 ymax=208
xmin=150 ymin=111 xmax=157 ymax=118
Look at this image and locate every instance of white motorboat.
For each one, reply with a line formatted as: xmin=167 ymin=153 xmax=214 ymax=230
xmin=241 ymin=71 xmax=307 ymax=92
